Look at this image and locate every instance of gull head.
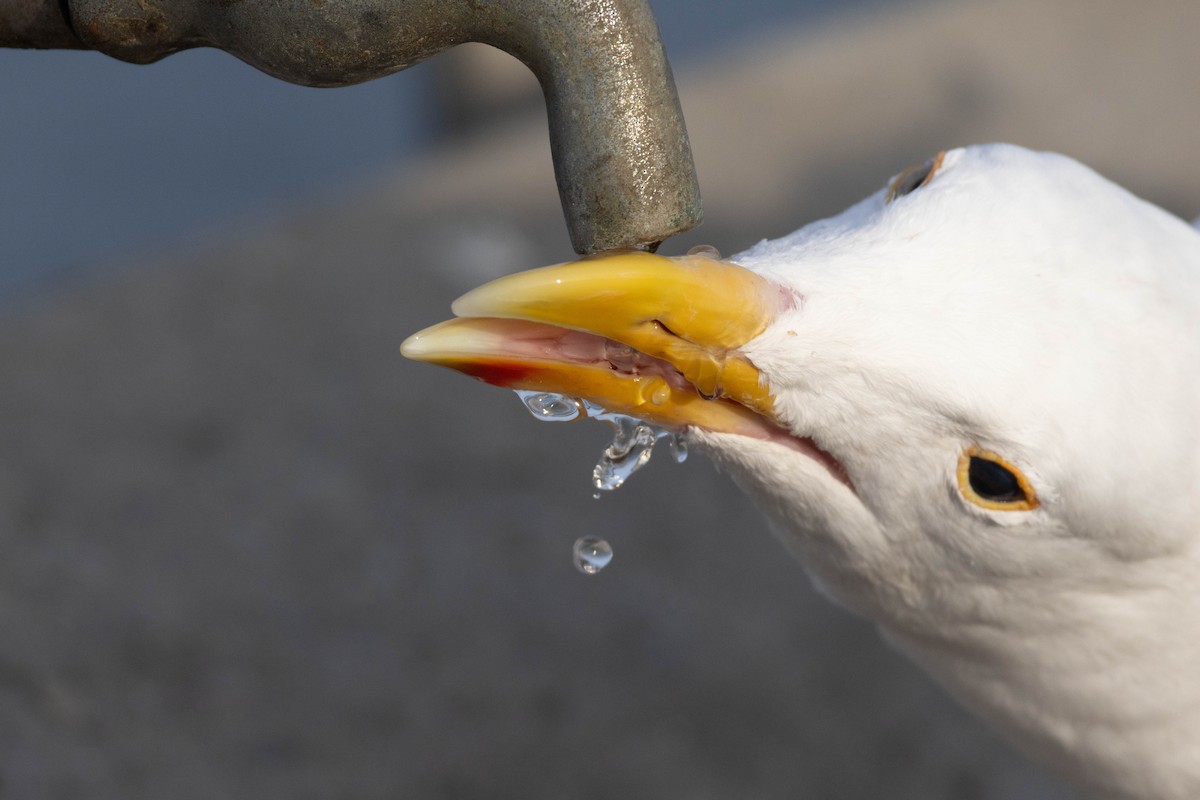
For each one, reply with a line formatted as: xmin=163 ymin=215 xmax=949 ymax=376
xmin=404 ymin=144 xmax=1200 ymax=798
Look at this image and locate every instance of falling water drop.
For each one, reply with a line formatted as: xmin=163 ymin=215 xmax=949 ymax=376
xmin=573 ymin=536 xmax=613 ymax=574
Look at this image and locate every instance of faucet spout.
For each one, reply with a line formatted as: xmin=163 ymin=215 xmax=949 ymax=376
xmin=2 ymin=0 xmax=703 ymax=253
xmin=471 ymin=1 xmax=702 ymax=253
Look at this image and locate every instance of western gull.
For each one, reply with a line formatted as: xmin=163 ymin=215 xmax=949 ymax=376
xmin=402 ymin=144 xmax=1200 ymax=800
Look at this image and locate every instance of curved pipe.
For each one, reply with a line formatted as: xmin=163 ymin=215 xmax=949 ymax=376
xmin=1 ymin=0 xmax=702 ymax=253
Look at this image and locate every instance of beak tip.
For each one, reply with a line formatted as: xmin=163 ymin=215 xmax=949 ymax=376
xmin=401 ymin=318 xmax=509 ymax=363
xmin=399 ymin=334 xmax=424 ymax=360
xmin=449 ymin=286 xmax=495 ymax=319
xmin=400 ymin=327 xmax=447 ymax=361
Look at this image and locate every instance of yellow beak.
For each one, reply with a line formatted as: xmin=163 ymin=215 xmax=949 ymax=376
xmin=401 ymin=249 xmax=783 ymax=438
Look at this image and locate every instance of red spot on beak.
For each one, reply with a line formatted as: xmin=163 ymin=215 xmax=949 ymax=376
xmin=458 ymin=361 xmax=536 ymax=387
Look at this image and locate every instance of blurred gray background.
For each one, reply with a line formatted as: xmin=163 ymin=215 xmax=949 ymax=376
xmin=2 ymin=0 xmax=1198 ymax=797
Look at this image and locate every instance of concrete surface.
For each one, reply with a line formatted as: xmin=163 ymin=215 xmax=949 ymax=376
xmin=3 ymin=0 xmax=1199 ymax=797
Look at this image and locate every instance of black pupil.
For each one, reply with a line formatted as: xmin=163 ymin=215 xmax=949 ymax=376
xmin=967 ymin=457 xmax=1023 ymax=503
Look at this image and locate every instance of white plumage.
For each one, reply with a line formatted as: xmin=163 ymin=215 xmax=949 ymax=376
xmin=405 ymin=144 xmax=1200 ymax=799
xmin=694 ymin=145 xmax=1200 ymax=800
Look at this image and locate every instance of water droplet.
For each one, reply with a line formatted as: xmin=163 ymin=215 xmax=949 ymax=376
xmin=686 ymin=244 xmax=722 ymax=259
xmin=510 ymin=391 xmax=689 ymax=493
xmin=648 ymin=380 xmax=671 ymax=406
xmin=573 ymin=536 xmax=613 ymax=574
xmin=667 ymin=432 xmax=688 ymax=463
xmin=592 ymin=416 xmax=658 ymax=491
xmin=516 ymin=390 xmax=582 ymax=422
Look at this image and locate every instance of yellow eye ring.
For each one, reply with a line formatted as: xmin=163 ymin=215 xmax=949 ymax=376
xmin=886 ymin=151 xmax=946 ymax=203
xmin=957 ymin=447 xmax=1039 ymax=512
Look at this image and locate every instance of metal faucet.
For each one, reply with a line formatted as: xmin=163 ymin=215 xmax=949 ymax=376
xmin=2 ymin=0 xmax=702 ymax=254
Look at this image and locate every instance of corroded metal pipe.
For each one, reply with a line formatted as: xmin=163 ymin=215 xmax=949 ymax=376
xmin=1 ymin=0 xmax=702 ymax=253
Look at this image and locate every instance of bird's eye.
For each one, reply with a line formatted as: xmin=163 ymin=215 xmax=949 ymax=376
xmin=886 ymin=151 xmax=945 ymax=203
xmin=957 ymin=447 xmax=1039 ymax=511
